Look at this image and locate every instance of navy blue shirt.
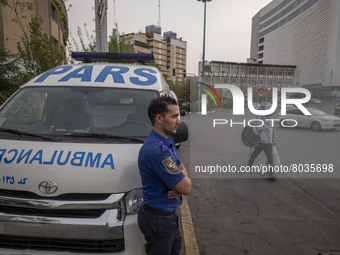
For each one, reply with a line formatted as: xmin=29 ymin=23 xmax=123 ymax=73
xmin=138 ymin=130 xmax=185 ymax=212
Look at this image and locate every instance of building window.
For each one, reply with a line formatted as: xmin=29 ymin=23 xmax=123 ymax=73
xmin=213 ymin=76 xmax=220 ymax=84
xmin=221 ymin=66 xmax=229 ymax=73
xmin=230 ymin=78 xmax=238 ymax=84
xmin=249 ymin=69 xmax=257 ymax=76
xmin=51 ymin=3 xmax=58 ymax=21
xmin=259 ymin=37 xmax=264 ymax=44
xmin=286 ymin=70 xmax=294 ymax=77
xmin=204 ymin=65 xmax=211 ymax=72
xmin=205 ymin=76 xmax=212 ymax=84
xmin=277 ymin=70 xmax=284 ymax=76
xmin=249 ymin=78 xmax=257 ymax=86
xmin=211 ymin=65 xmax=220 ymax=73
xmin=268 ymin=69 xmax=275 ymax=76
xmin=230 ymin=67 xmax=238 ymax=74
xmin=259 ymin=69 xmax=266 ymax=76
xmin=240 ymin=67 xmax=248 ymax=77
xmin=286 ymin=79 xmax=294 ymax=86
xmin=221 ymin=77 xmax=229 ymax=84
xmin=239 ymin=78 xmax=247 ymax=86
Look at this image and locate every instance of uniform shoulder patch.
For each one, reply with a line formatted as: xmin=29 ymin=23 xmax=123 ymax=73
xmin=162 ymin=156 xmax=181 ymax=175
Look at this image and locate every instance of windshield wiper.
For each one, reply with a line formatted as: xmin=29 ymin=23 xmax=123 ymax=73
xmin=65 ymin=133 xmax=145 ymax=143
xmin=0 ymin=128 xmax=56 ymax=141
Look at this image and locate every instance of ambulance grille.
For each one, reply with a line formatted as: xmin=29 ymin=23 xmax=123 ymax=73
xmin=0 ymin=235 xmax=124 ymax=253
xmin=0 ymin=205 xmax=105 ymax=218
xmin=0 ymin=189 xmax=111 ymax=201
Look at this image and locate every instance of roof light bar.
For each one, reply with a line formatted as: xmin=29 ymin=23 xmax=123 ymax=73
xmin=71 ymin=52 xmax=155 ymax=63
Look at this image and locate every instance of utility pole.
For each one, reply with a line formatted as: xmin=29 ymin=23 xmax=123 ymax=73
xmin=113 ymin=0 xmax=116 ymax=30
xmin=112 ymin=0 xmax=118 ymax=38
xmin=197 ymin=0 xmax=212 ymax=112
xmin=95 ymin=0 xmax=108 ymax=52
xmin=158 ymin=0 xmax=161 ymax=27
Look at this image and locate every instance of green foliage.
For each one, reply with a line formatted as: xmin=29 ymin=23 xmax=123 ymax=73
xmin=53 ymin=0 xmax=69 ymax=48
xmin=1 ymin=0 xmax=35 ymax=74
xmin=108 ymin=35 xmax=134 ymax=53
xmin=0 ymin=48 xmax=23 ymax=104
xmin=17 ymin=17 xmax=63 ymax=78
xmin=0 ymin=0 xmax=33 ymax=13
xmin=52 ymin=0 xmax=68 ymax=20
xmin=167 ymin=78 xmax=191 ymax=112
xmin=0 ymin=0 xmax=66 ymax=104
xmin=169 ymin=80 xmax=190 ymax=102
xmin=0 ymin=48 xmax=20 ymax=82
xmin=77 ymin=23 xmax=95 ymax=52
xmin=146 ymin=61 xmax=161 ymax=70
xmin=68 ymin=26 xmax=134 ymax=61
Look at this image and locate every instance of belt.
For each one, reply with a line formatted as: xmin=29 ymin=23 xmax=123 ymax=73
xmin=142 ymin=202 xmax=176 ymax=216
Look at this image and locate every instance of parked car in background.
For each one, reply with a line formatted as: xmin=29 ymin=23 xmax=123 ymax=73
xmin=276 ymin=104 xmax=296 ymax=114
xmin=310 ymin=98 xmax=322 ymax=104
xmin=277 ymin=107 xmax=340 ymax=131
xmin=334 ymin=103 xmax=340 ymax=117
xmin=253 ymin=102 xmax=261 ymax=110
xmin=260 ymin=101 xmax=271 ymax=109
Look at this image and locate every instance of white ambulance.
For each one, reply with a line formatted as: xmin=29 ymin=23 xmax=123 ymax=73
xmin=0 ymin=52 xmax=188 ymax=254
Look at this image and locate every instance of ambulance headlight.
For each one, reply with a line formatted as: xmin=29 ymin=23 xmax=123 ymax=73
xmin=124 ymin=188 xmax=143 ymax=215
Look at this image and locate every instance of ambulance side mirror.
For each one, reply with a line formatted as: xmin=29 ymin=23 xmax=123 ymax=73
xmin=173 ymin=121 xmax=188 ymax=144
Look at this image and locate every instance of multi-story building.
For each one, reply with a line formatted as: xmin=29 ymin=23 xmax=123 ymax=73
xmin=164 ymin=31 xmax=187 ymax=84
xmin=145 ymin=25 xmax=168 ymax=77
xmin=122 ymin=25 xmax=187 ymax=84
xmin=121 ymin=33 xmax=149 ymax=54
xmin=250 ymin=0 xmax=340 ymax=93
xmin=201 ymin=60 xmax=296 ymax=88
xmin=199 ymin=60 xmax=297 ymax=101
xmin=0 ymin=0 xmax=68 ymax=58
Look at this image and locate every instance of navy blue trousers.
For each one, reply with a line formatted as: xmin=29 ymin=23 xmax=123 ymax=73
xmin=138 ymin=205 xmax=182 ymax=255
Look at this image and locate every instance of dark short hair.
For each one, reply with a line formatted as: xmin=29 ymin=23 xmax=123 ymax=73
xmin=148 ymin=96 xmax=178 ymax=125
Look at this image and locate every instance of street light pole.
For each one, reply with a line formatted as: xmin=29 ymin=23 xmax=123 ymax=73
xmin=202 ymin=0 xmax=207 ymax=83
xmin=198 ymin=0 xmax=212 ymax=112
xmin=198 ymin=0 xmax=212 ymax=82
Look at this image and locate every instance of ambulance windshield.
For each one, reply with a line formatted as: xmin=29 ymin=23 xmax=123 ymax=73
xmin=0 ymin=87 xmax=157 ymax=142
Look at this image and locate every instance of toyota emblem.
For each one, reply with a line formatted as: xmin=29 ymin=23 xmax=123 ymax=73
xmin=39 ymin=181 xmax=58 ymax=194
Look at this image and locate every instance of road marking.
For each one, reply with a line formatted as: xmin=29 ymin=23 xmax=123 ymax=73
xmin=180 ymin=195 xmax=200 ymax=255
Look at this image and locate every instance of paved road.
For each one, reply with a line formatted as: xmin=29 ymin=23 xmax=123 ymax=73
xmin=178 ymin=104 xmax=340 ymax=255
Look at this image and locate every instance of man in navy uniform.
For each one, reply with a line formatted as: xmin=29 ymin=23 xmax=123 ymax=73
xmin=138 ymin=96 xmax=191 ymax=255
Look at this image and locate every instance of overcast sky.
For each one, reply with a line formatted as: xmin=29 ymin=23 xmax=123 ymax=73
xmin=66 ymin=0 xmax=273 ymax=75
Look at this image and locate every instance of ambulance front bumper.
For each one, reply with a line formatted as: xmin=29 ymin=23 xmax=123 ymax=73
xmin=0 ymin=192 xmax=146 ymax=254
